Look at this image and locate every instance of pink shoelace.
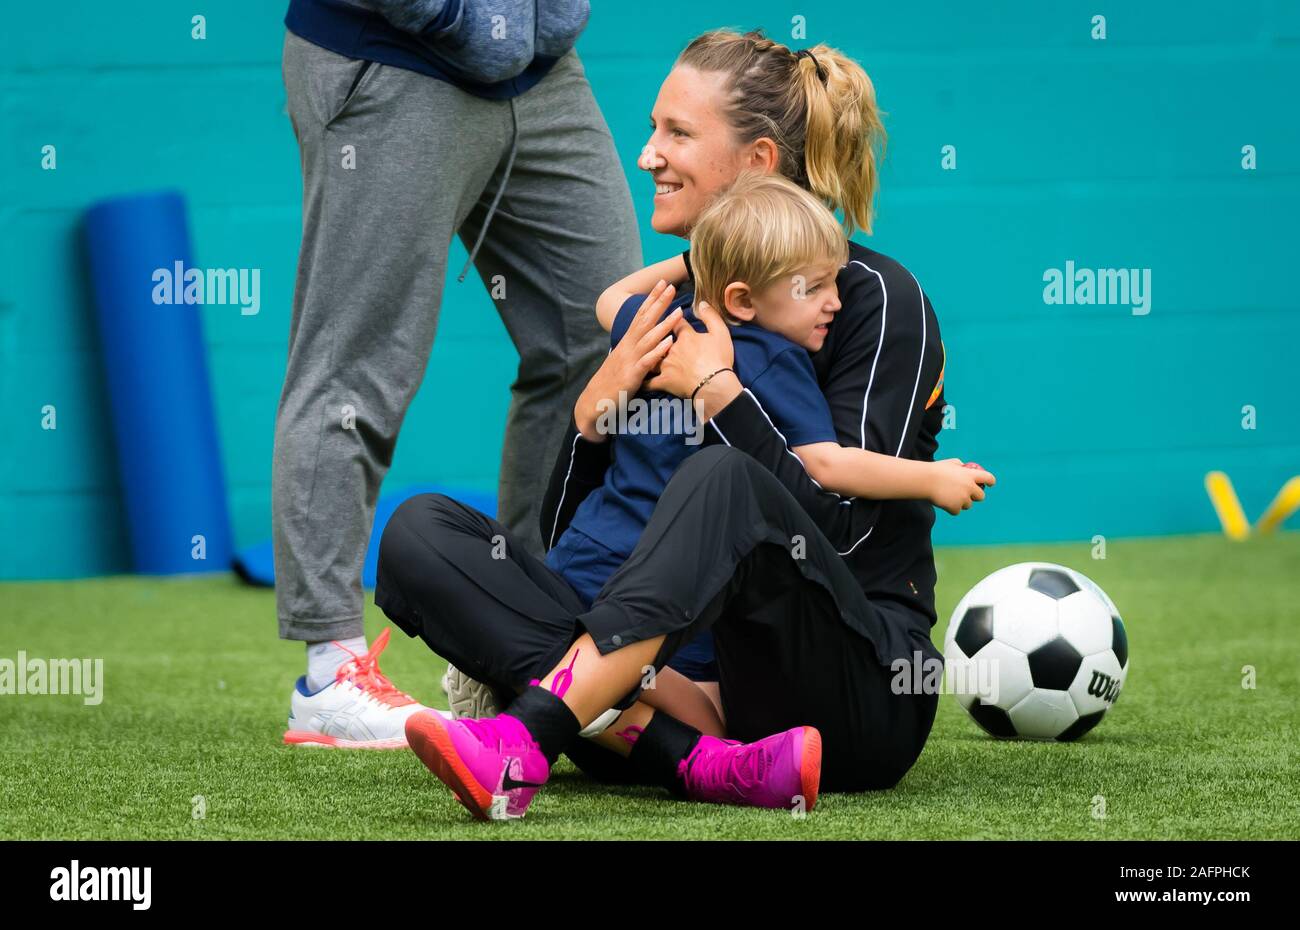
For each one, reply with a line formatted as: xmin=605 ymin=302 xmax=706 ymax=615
xmin=332 ymin=627 xmax=416 ymax=708
xmin=681 ymin=737 xmax=770 ymax=800
xmin=529 ymin=649 xmax=580 ymax=698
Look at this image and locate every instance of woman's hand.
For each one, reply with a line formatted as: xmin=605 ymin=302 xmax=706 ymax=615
xmin=646 ymin=299 xmax=742 ymax=421
xmin=928 ymin=458 xmax=997 ymax=515
xmin=574 ymin=280 xmax=682 ymax=442
xmin=645 ymin=299 xmax=737 ymax=400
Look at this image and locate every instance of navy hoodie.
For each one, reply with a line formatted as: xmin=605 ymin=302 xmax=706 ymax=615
xmin=285 ymin=0 xmax=591 ymax=100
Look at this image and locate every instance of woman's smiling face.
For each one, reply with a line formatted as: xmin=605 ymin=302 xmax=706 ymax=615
xmin=639 ymin=65 xmax=773 ymax=237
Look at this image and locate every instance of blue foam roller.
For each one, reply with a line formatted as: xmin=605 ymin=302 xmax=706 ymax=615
xmin=84 ymin=191 xmax=233 ymax=574
xmin=232 ymin=485 xmax=497 ymax=589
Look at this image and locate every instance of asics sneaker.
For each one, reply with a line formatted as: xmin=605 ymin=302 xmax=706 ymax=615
xmin=284 ymin=628 xmax=441 ymax=749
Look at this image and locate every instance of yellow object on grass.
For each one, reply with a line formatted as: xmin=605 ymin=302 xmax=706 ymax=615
xmin=1256 ymin=476 xmax=1300 ymax=535
xmin=1204 ymin=471 xmax=1251 ymax=541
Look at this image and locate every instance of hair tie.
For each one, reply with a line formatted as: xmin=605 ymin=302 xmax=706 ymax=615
xmin=794 ymin=48 xmax=827 ymax=84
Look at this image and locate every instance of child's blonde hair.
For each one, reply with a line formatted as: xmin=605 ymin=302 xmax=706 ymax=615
xmin=690 ymin=172 xmax=849 ymax=321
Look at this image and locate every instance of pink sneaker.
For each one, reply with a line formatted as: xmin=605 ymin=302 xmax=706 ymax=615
xmin=405 ymin=711 xmax=550 ymax=821
xmin=678 ymin=727 xmax=822 ymax=811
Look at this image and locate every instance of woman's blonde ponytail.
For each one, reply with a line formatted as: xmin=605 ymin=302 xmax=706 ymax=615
xmin=800 ymin=44 xmax=886 ymax=235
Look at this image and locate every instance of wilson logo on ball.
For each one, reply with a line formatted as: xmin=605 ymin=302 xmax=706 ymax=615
xmin=1086 ymin=669 xmax=1122 ymax=704
xmin=943 ymin=562 xmax=1129 ymax=741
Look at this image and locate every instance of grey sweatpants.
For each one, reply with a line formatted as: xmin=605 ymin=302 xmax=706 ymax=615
xmin=274 ymin=31 xmax=641 ymax=641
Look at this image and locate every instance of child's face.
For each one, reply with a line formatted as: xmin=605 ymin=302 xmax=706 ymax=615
xmin=736 ymin=262 xmax=843 ymax=352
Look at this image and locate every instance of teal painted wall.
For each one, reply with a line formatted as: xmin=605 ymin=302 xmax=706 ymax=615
xmin=2 ymin=1 xmax=1297 ymax=579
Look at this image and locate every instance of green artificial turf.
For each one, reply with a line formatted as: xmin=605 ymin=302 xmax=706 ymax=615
xmin=1 ymin=533 xmax=1297 ymax=840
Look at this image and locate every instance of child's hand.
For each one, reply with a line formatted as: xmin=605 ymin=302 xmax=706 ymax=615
xmin=929 ymin=458 xmax=996 ymax=515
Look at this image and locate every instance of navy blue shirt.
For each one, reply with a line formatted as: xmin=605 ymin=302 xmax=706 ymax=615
xmin=556 ymin=291 xmax=837 ymax=575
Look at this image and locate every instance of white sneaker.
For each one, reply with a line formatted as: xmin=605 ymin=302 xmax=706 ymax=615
xmin=284 ymin=627 xmax=447 ymax=749
xmin=440 ymin=663 xmax=619 ymax=737
xmin=441 ymin=663 xmax=504 ymax=720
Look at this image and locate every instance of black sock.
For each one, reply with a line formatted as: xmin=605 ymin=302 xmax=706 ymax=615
xmin=505 ymin=686 xmax=580 ymax=765
xmin=627 ymin=712 xmax=703 ymax=798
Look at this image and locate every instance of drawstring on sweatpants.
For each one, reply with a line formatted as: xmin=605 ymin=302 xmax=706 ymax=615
xmin=457 ymin=97 xmax=519 ymax=283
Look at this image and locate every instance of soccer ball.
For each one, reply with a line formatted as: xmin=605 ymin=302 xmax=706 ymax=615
xmin=943 ymin=562 xmax=1128 ymax=741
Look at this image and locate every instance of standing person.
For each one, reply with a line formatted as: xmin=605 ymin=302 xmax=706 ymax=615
xmin=381 ymin=27 xmax=967 ymax=815
xmin=274 ymin=0 xmax=642 ymax=748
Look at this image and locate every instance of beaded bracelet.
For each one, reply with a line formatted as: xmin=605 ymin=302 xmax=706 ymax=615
xmin=691 ymin=367 xmax=735 ymax=404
